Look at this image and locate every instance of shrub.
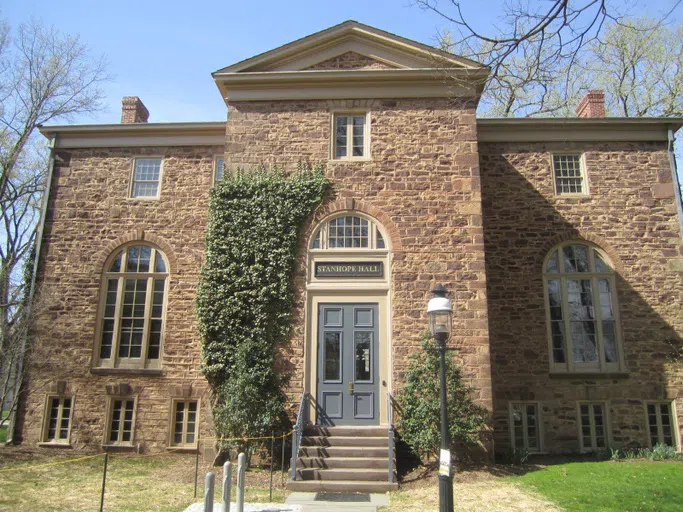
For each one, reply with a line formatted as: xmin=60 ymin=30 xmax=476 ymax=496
xmin=507 ymin=447 xmax=530 ymax=465
xmin=396 ymin=336 xmax=489 ymax=459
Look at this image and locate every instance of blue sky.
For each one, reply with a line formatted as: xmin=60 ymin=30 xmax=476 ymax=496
xmin=4 ymin=0 xmax=681 ymax=124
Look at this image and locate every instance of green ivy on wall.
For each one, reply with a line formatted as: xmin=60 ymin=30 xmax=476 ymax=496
xmin=196 ymin=165 xmax=329 ymax=446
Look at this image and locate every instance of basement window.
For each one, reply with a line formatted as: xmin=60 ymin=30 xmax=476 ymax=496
xmin=42 ymin=396 xmax=73 ymax=444
xmin=171 ymin=400 xmax=199 ymax=447
xmin=646 ymin=402 xmax=678 ymax=448
xmin=509 ymin=402 xmax=542 ymax=453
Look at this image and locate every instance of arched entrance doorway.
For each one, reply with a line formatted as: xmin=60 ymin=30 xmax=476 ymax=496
xmin=305 ymin=211 xmax=392 ymax=426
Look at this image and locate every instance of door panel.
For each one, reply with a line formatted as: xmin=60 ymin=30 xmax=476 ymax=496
xmin=317 ymin=303 xmax=379 ymax=426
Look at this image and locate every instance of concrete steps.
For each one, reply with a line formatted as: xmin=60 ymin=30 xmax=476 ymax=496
xmin=287 ymin=426 xmax=397 ymax=493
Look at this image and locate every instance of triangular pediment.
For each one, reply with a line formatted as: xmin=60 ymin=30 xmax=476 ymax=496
xmin=214 ymin=20 xmax=485 ymax=74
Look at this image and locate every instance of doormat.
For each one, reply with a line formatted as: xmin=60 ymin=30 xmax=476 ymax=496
xmin=314 ymin=492 xmax=371 ymax=502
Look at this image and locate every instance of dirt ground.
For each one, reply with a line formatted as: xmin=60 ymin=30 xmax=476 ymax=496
xmin=383 ymin=464 xmax=562 ymax=512
xmin=0 ymin=445 xmax=289 ymax=512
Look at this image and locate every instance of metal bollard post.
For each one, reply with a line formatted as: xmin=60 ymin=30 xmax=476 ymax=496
xmin=236 ymin=452 xmax=246 ymax=512
xmin=222 ymin=461 xmax=232 ymax=512
xmin=204 ymin=472 xmax=215 ymax=512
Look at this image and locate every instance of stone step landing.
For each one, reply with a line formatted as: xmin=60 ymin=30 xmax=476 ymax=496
xmin=286 ymin=426 xmax=397 ymax=493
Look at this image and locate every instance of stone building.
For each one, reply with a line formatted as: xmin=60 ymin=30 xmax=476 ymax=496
xmin=13 ymin=21 xmax=683 ymax=490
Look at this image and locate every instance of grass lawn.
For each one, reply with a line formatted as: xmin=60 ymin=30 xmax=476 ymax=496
xmin=513 ymin=461 xmax=683 ymax=512
xmin=0 ymin=448 xmax=289 ymax=512
xmin=0 ymin=425 xmax=6 ymax=444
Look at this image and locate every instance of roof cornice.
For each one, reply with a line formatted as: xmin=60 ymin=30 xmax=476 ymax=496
xmin=214 ymin=68 xmax=489 ymax=102
xmin=478 ymin=117 xmax=683 ymax=143
xmin=38 ymin=122 xmax=226 ymax=148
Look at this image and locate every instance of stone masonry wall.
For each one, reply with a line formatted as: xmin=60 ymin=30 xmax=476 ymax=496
xmin=18 ymin=145 xmax=222 ymax=451
xmin=479 ymin=140 xmax=683 ymax=454
xmin=305 ymin=52 xmax=395 ymax=70
xmin=225 ymin=98 xmax=493 ymax=424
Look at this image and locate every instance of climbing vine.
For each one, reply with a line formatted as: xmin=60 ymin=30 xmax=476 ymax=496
xmin=196 ymin=164 xmax=329 ymax=446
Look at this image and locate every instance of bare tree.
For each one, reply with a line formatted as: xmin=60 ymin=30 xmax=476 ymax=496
xmin=0 ymin=18 xmax=109 ymax=434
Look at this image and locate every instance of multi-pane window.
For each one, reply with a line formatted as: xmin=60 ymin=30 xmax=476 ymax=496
xmin=333 ymin=114 xmax=368 ymax=159
xmin=43 ymin=396 xmax=73 ymax=443
xmin=578 ymin=402 xmax=608 ymax=452
xmin=646 ymin=402 xmax=677 ymax=448
xmin=544 ymin=242 xmax=621 ymax=372
xmin=552 ymin=154 xmax=586 ymax=195
xmin=98 ymin=245 xmax=168 ymax=369
xmin=214 ymin=156 xmax=224 ymax=182
xmin=107 ymin=398 xmax=135 ymax=445
xmin=131 ymin=158 xmax=162 ymax=198
xmin=171 ymin=400 xmax=198 ymax=447
xmin=311 ymin=215 xmax=386 ymax=250
xmin=510 ymin=402 xmax=541 ymax=452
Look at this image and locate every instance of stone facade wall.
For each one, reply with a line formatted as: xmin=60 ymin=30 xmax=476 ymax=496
xmin=305 ymin=52 xmax=395 ymax=70
xmin=225 ymin=98 xmax=493 ymax=417
xmin=17 ymin=145 xmax=222 ymax=451
xmin=479 ymin=140 xmax=683 ymax=454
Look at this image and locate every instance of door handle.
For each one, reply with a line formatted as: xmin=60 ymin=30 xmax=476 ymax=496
xmin=349 ymin=382 xmax=354 ymax=395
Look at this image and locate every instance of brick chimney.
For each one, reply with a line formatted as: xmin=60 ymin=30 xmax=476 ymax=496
xmin=576 ymin=90 xmax=605 ymax=118
xmin=121 ymin=96 xmax=149 ymax=123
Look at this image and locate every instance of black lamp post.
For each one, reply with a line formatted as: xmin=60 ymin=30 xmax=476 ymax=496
xmin=427 ymin=284 xmax=454 ymax=512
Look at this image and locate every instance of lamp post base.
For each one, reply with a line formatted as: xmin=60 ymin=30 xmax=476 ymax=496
xmin=438 ymin=473 xmax=453 ymax=512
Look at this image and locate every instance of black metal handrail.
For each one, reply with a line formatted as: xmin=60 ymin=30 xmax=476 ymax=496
xmin=387 ymin=391 xmax=396 ymax=483
xmin=290 ymin=391 xmax=308 ymax=480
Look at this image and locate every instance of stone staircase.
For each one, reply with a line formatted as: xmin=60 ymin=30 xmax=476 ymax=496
xmin=287 ymin=425 xmax=398 ymax=492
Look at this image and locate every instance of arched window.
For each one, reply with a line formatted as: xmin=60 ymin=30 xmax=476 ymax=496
xmin=544 ymin=242 xmax=622 ymax=372
xmin=96 ymin=244 xmax=168 ymax=369
xmin=310 ymin=214 xmax=387 ymax=250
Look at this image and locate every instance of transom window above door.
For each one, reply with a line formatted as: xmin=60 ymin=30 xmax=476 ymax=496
xmin=543 ymin=242 xmax=622 ymax=373
xmin=310 ymin=214 xmax=387 ymax=250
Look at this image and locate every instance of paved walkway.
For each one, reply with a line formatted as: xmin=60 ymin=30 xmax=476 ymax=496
xmin=286 ymin=492 xmax=389 ymax=512
xmin=185 ymin=492 xmax=389 ymax=512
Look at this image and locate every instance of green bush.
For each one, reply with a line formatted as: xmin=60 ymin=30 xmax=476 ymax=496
xmin=396 ymin=336 xmax=488 ymax=459
xmin=196 ymin=165 xmax=329 ymax=448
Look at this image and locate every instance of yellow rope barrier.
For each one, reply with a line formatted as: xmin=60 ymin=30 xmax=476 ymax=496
xmin=0 ymin=453 xmax=105 ymax=473
xmin=0 ymin=430 xmax=297 ymax=469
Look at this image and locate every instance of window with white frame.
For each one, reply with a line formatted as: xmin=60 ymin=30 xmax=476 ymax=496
xmin=544 ymin=242 xmax=621 ymax=372
xmin=552 ymin=154 xmax=587 ymax=195
xmin=171 ymin=400 xmax=198 ymax=447
xmin=97 ymin=244 xmax=168 ymax=369
xmin=106 ymin=398 xmax=136 ymax=445
xmin=578 ymin=402 xmax=609 ymax=452
xmin=42 ymin=396 xmax=73 ymax=443
xmin=131 ymin=158 xmax=162 ymax=198
xmin=646 ymin=402 xmax=677 ymax=448
xmin=214 ymin=156 xmax=224 ymax=182
xmin=332 ymin=113 xmax=369 ymax=159
xmin=510 ymin=402 xmax=542 ymax=452
xmin=310 ymin=214 xmax=386 ymax=250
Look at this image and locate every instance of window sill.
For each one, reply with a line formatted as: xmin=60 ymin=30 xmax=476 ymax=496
xmin=127 ymin=196 xmax=161 ymax=201
xmin=91 ymin=368 xmax=163 ymax=376
xmin=549 ymin=371 xmax=629 ymax=379
xmin=554 ymin=194 xmax=590 ymax=199
xmin=330 ymin=158 xmax=372 ymax=163
xmin=38 ymin=442 xmax=72 ymax=449
xmin=167 ymin=446 xmax=199 ymax=453
xmin=102 ymin=444 xmax=136 ymax=452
